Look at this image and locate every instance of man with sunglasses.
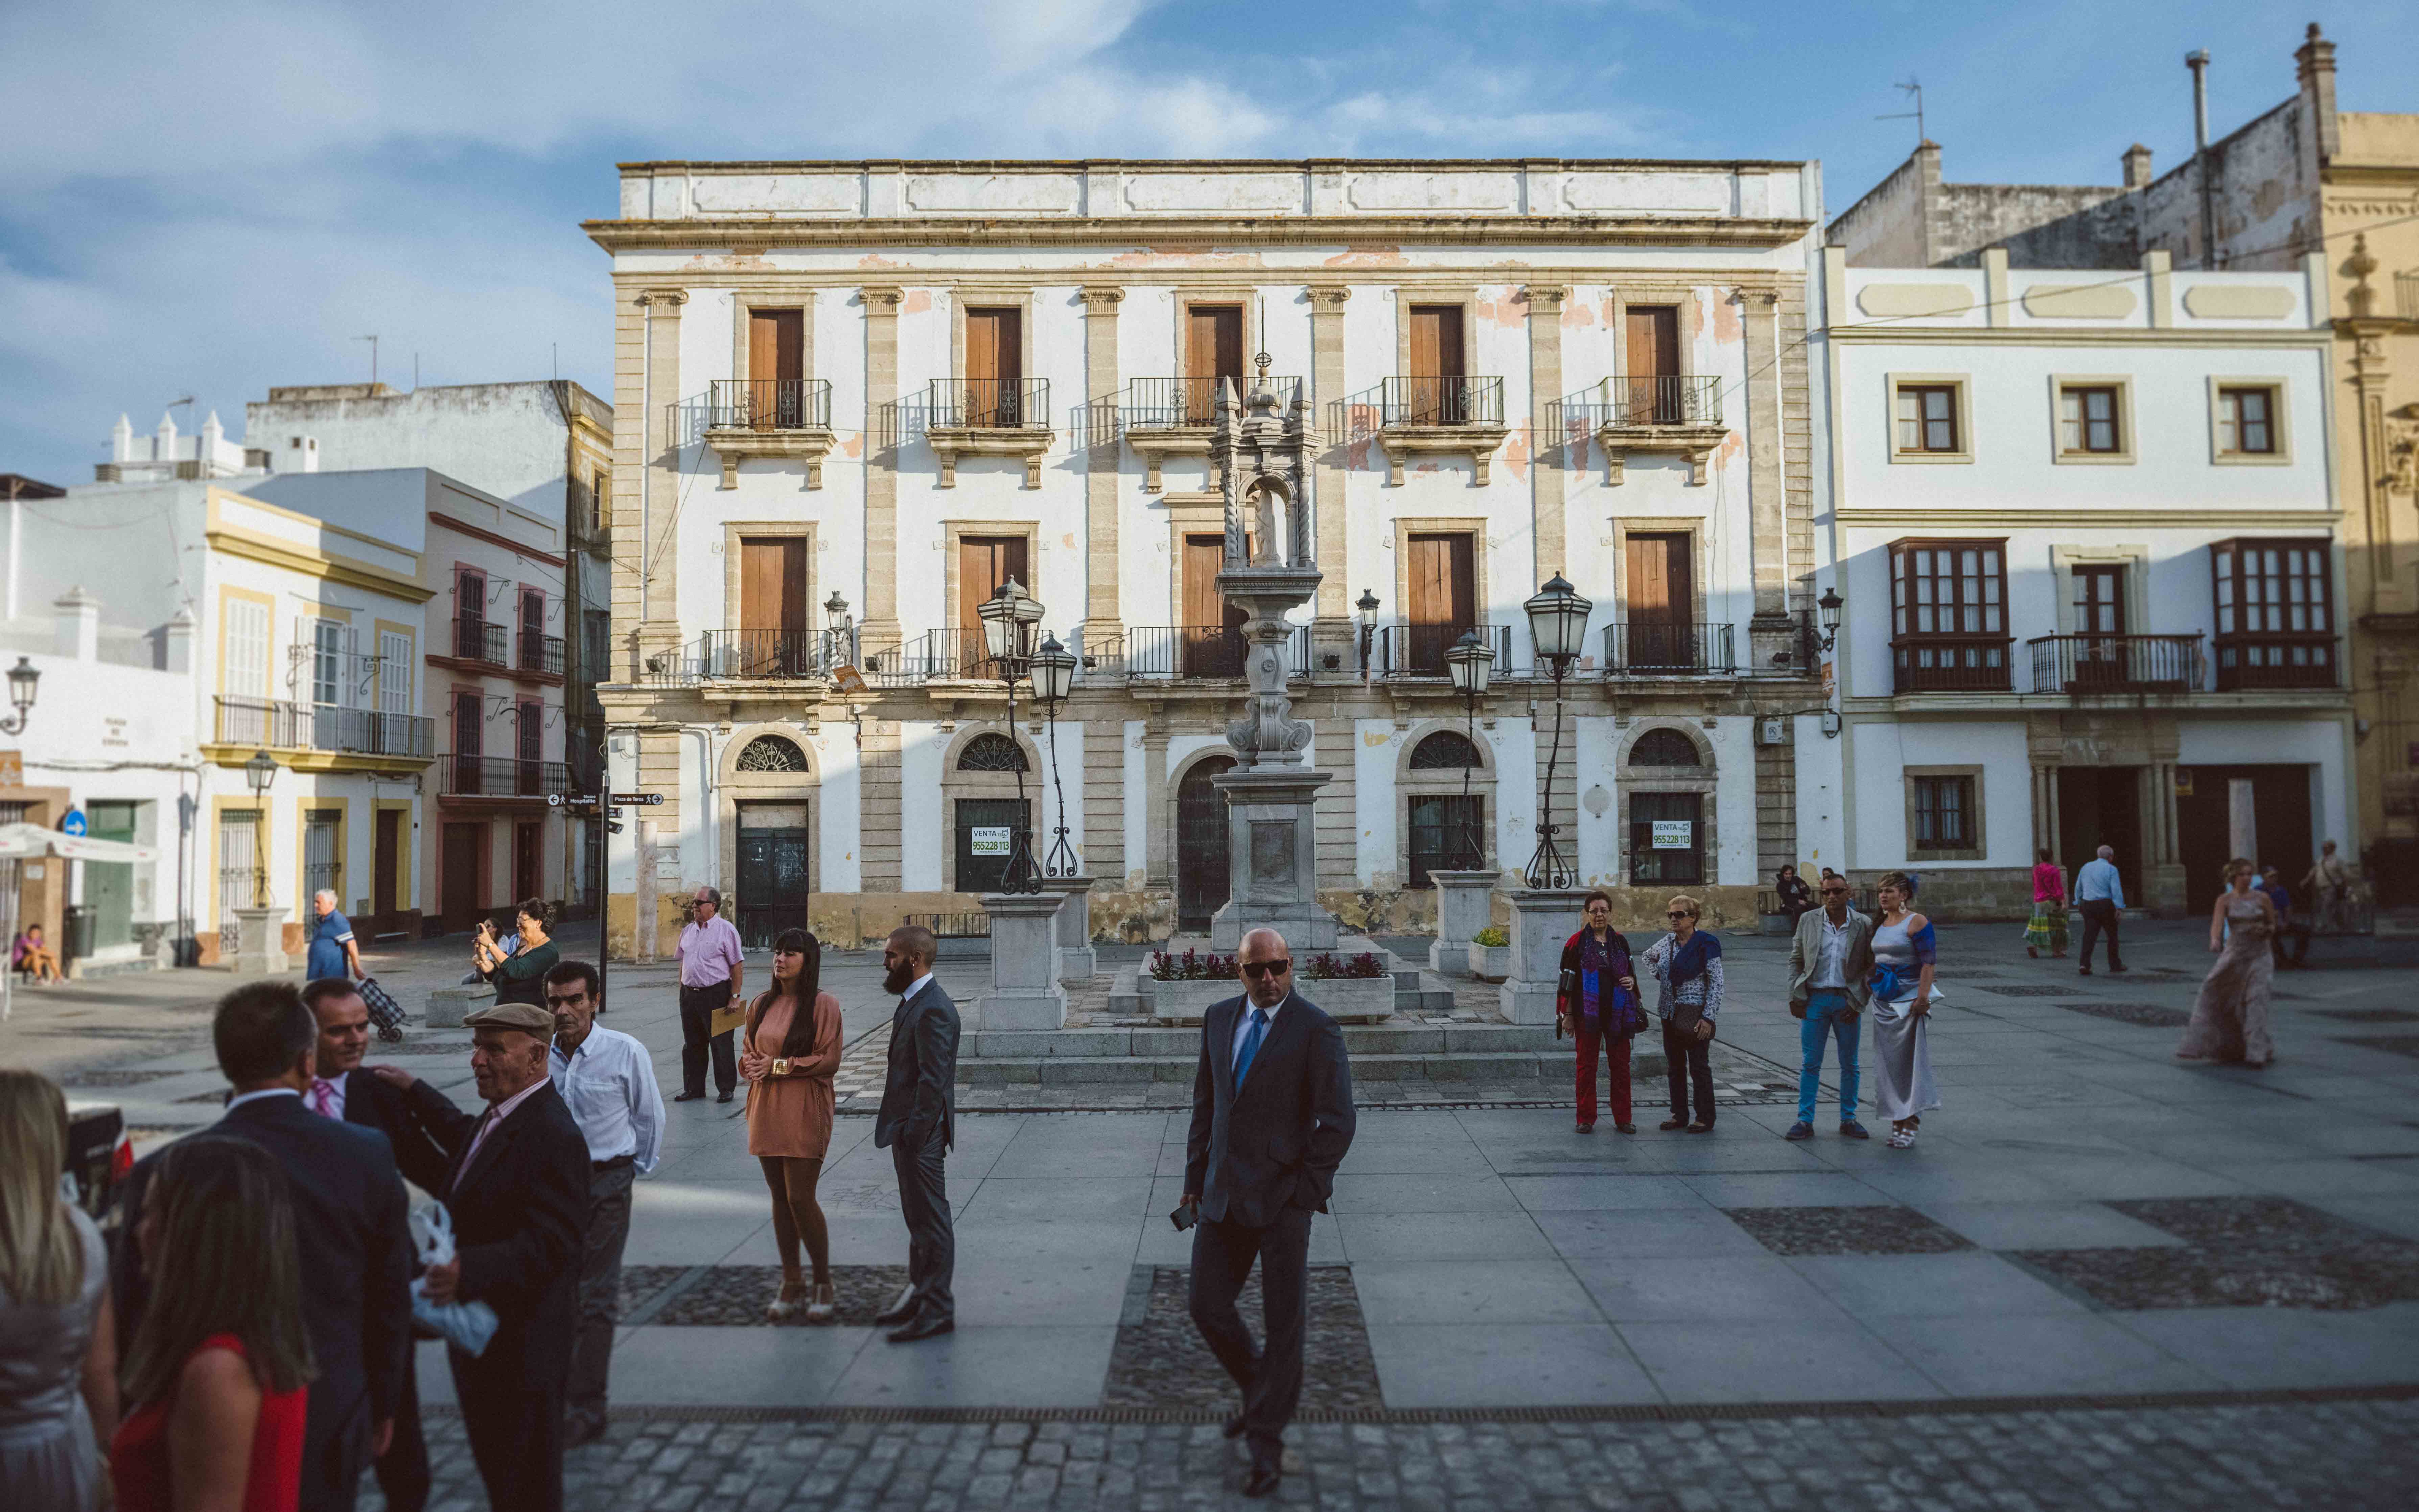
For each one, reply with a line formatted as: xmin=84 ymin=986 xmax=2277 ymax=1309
xmin=1181 ymin=928 xmax=1356 ymax=1499
xmin=1785 ymin=876 xmax=1874 ymax=1141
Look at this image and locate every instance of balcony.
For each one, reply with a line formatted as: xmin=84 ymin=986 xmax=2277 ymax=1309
xmin=703 ymin=379 xmax=836 ymax=489
xmin=1891 ymin=636 xmax=2015 ymax=694
xmin=1604 ymin=621 xmax=1737 ymax=677
xmin=2214 ymin=634 xmax=2339 ymax=691
xmin=1346 ymin=377 xmax=1509 ymax=486
xmin=211 ymin=697 xmax=434 ymax=771
xmin=443 ymin=755 xmax=571 ymax=799
xmin=2028 ymin=634 xmax=2202 ymax=695
xmin=1126 ymin=624 xmax=1311 ymax=681
xmin=925 ymin=378 xmax=1052 ymax=488
xmin=517 ymin=630 xmax=565 ymax=679
xmin=1375 ymin=623 xmax=1515 ymax=680
xmin=1122 ymin=377 xmax=1304 ymax=492
xmin=1562 ymin=376 xmax=1728 ymax=486
xmin=696 ymin=628 xmax=853 ymax=681
xmin=453 ymin=617 xmax=508 ymax=667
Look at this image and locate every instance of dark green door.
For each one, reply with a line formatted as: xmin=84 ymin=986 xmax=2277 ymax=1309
xmin=954 ymin=798 xmax=1029 ymax=895
xmin=86 ymin=801 xmax=138 ymax=949
xmin=735 ymin=806 xmax=811 ymax=950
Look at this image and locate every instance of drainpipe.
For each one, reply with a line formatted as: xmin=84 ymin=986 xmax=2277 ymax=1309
xmin=2186 ymin=50 xmax=2218 ymax=268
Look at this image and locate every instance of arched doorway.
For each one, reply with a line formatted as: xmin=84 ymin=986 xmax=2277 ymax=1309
xmin=1175 ymin=756 xmax=1235 ymax=931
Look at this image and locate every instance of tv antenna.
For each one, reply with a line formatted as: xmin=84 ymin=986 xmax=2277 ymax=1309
xmin=356 ymin=334 xmax=379 ymax=386
xmin=1877 ymin=77 xmax=1925 ymax=144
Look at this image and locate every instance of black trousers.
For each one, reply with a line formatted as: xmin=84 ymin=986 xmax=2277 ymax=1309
xmin=1189 ymin=1207 xmax=1313 ymax=1462
xmin=566 ymin=1160 xmax=636 ymax=1435
xmin=2271 ymin=920 xmax=2311 ymax=967
xmin=450 ymin=1349 xmax=564 ymax=1512
xmin=371 ymin=1349 xmax=430 ymax=1512
xmin=1662 ymin=1018 xmax=1715 ymax=1126
xmin=678 ymin=980 xmax=736 ymax=1095
xmin=2077 ymin=899 xmax=2124 ymax=970
xmin=300 ymin=1388 xmax=371 ymax=1512
xmin=891 ymin=1138 xmax=954 ymax=1322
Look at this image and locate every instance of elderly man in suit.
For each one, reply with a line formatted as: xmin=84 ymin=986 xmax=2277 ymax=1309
xmin=871 ymin=923 xmax=960 ymax=1344
xmin=1182 ymin=927 xmax=1356 ymax=1499
xmin=114 ymin=981 xmax=415 ymax=1512
xmin=1784 ymin=875 xmax=1875 ymax=1142
xmin=405 ymin=1000 xmax=590 ymax=1512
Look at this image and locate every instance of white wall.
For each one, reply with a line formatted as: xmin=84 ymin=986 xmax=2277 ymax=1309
xmin=1847 ymin=718 xmax=2034 ymax=871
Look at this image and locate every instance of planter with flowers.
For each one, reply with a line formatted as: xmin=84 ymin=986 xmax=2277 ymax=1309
xmin=1144 ymin=948 xmax=1396 ymax=1023
xmin=1468 ymin=926 xmax=1511 ymax=983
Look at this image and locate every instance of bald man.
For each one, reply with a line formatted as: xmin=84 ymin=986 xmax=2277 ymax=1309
xmin=1181 ymin=927 xmax=1355 ymax=1498
xmin=871 ymin=924 xmax=960 ymax=1343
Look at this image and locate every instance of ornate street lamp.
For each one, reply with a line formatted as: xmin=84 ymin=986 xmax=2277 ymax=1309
xmin=1355 ymin=588 xmax=1380 ymax=675
xmin=1032 ymin=634 xmax=1080 ymax=880
xmin=242 ymin=748 xmax=278 ymax=906
xmin=1817 ymin=586 xmax=1844 ymax=652
xmin=0 ymin=657 xmax=38 ymax=736
xmin=977 ymin=580 xmax=1045 ymax=894
xmin=1522 ymin=573 xmax=1592 ymax=889
xmin=822 ymin=590 xmax=853 ymax=673
xmin=1444 ymin=630 xmax=1494 ymax=872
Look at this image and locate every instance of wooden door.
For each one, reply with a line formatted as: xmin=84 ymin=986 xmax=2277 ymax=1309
xmin=1624 ymin=532 xmax=1694 ymax=670
xmin=1625 ymin=305 xmax=1681 ymax=422
xmin=1408 ymin=794 xmax=1484 ymax=888
xmin=452 ymin=690 xmax=482 ymax=793
xmin=513 ymin=821 xmax=540 ymax=903
xmin=441 ymin=822 xmax=484 ymax=931
xmin=455 ymin=569 xmax=487 ymax=659
xmin=519 ymin=586 xmax=544 ymax=671
xmin=1186 ymin=305 xmax=1244 ymax=421
xmin=1628 ymin=791 xmax=1704 ymax=886
xmin=739 ymin=536 xmax=811 ymax=673
xmin=1408 ymin=305 xmax=1465 ymax=424
xmin=957 ymin=535 xmax=1029 ymax=672
xmin=1181 ymin=533 xmax=1247 ymax=676
xmin=748 ymin=308 xmax=805 ymax=427
xmin=1176 ymin=757 xmax=1236 ymax=930
xmin=517 ymin=701 xmax=542 ymax=795
xmin=373 ymin=808 xmax=401 ymax=924
xmin=1405 ymin=532 xmax=1475 ymax=674
xmin=2073 ymin=564 xmax=2127 ymax=687
xmin=954 ymin=797 xmax=1030 ymax=894
xmin=965 ymin=307 xmax=1022 ymax=424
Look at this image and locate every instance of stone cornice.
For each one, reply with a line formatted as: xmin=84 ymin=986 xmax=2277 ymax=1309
xmin=584 ymin=214 xmax=1818 ymax=255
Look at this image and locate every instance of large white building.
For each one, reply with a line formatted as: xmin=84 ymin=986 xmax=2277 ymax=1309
xmin=590 ymin=158 xmax=1839 ymax=953
xmin=1819 ymin=246 xmax=2348 ymax=915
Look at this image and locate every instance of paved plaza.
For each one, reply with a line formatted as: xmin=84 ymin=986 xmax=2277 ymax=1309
xmin=16 ymin=918 xmax=2419 ymax=1508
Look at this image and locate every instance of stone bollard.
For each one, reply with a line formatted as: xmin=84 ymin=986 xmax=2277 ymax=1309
xmin=974 ymin=892 xmax=1068 ymax=1031
xmin=1499 ymin=888 xmax=1591 ymax=1025
xmin=230 ymin=906 xmax=291 ymax=976
xmin=1039 ymin=875 xmax=1097 ymax=982
xmin=425 ymin=984 xmax=493 ymax=1029
xmin=1426 ymin=870 xmax=1498 ymax=978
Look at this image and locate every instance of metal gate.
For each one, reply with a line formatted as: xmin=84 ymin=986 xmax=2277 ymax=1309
xmin=217 ymin=812 xmax=258 ymax=955
xmin=1174 ymin=758 xmax=1235 ymax=931
xmin=735 ymin=825 xmax=810 ymax=948
xmin=953 ymin=798 xmax=1028 ymax=897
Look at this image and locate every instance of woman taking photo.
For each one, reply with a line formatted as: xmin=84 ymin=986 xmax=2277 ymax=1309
xmin=111 ymin=1136 xmax=311 ymax=1512
xmin=1640 ymin=895 xmax=1722 ymax=1133
xmin=740 ymin=928 xmax=845 ymax=1323
xmin=1868 ymin=872 xmax=1941 ymax=1148
xmin=474 ymin=898 xmax=559 ymax=1009
xmin=1555 ymin=891 xmax=1641 ymax=1134
xmin=0 ymin=1069 xmax=118 ymax=1512
xmin=2176 ymin=858 xmax=2277 ymax=1069
xmin=2024 ymin=848 xmax=2068 ymax=959
xmin=1774 ymin=865 xmax=1814 ymax=928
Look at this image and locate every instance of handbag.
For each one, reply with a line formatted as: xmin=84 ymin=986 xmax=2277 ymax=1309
xmin=1611 ymin=983 xmax=1649 ymax=1039
xmin=357 ymin=976 xmax=406 ymax=1041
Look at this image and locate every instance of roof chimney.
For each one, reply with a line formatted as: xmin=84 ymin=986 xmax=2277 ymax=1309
xmin=2121 ymin=144 xmax=2154 ymax=189
xmin=2295 ymin=23 xmax=2340 ymax=161
xmin=54 ymin=587 xmax=99 ymax=662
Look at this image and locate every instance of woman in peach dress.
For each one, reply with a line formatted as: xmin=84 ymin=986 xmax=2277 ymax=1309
xmin=740 ymin=928 xmax=845 ymax=1322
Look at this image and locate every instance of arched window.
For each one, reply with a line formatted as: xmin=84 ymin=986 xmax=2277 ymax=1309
xmin=735 ymin=735 xmax=809 ymax=773
xmin=957 ymin=733 xmax=1028 ymax=772
xmin=1629 ymin=728 xmax=1701 ymax=767
xmin=1409 ymin=731 xmax=1484 ymax=770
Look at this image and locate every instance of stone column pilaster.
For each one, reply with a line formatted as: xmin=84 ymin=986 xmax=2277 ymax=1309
xmin=1308 ymin=286 xmax=1353 ymax=662
xmin=1141 ymin=713 xmax=1171 ymax=890
xmin=1080 ymin=287 xmax=1124 ymax=651
xmin=1741 ymin=288 xmax=1789 ymax=624
xmin=1525 ymin=286 xmax=1569 ymax=582
xmin=861 ymin=286 xmax=905 ymax=652
xmin=636 ymin=289 xmax=688 ymax=664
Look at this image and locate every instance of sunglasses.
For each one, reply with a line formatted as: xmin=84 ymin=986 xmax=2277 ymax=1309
xmin=1240 ymin=961 xmax=1291 ymax=979
xmin=1665 ymin=910 xmax=1691 ymax=920
xmin=1820 ymin=886 xmax=1849 ymax=895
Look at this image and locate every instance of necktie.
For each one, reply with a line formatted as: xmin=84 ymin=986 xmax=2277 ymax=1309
xmin=1232 ymin=1008 xmax=1269 ymax=1091
xmin=310 ymin=1079 xmax=338 ymax=1119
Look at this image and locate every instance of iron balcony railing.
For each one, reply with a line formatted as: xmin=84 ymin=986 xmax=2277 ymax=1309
xmin=215 ymin=697 xmax=435 ymax=760
xmin=444 ymin=755 xmax=572 ymax=798
xmin=517 ymin=630 xmax=564 ymax=677
xmin=454 ymin=617 xmax=508 ymax=666
xmin=1603 ymin=621 xmax=1737 ymax=676
xmin=861 ymin=627 xmax=1122 ymax=687
xmin=1124 ymin=376 xmax=1305 ymax=428
xmin=1580 ymin=375 xmax=1725 ymax=428
xmin=927 ymin=377 xmax=1049 ymax=430
xmin=2214 ymin=634 xmax=2339 ymax=691
xmin=697 ymin=628 xmax=855 ymax=680
xmin=1375 ymin=623 xmax=1515 ymax=680
xmin=2028 ymin=634 xmax=2202 ymax=695
xmin=1369 ymin=376 xmax=1504 ymax=428
xmin=706 ymin=378 xmax=833 ymax=432
xmin=1891 ymin=636 xmax=2015 ymax=694
xmin=1125 ymin=624 xmax=1311 ymax=681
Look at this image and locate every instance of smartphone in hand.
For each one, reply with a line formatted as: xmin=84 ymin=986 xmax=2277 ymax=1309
xmin=1170 ymin=1202 xmax=1199 ymax=1232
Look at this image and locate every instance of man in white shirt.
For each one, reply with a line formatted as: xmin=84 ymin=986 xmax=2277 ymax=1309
xmin=2073 ymin=845 xmax=2129 ymax=975
xmin=541 ymin=958 xmax=665 ymax=1446
xmin=1785 ymin=877 xmax=1874 ymax=1142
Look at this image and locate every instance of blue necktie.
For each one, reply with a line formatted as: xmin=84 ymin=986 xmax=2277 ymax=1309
xmin=1232 ymin=1007 xmax=1269 ymax=1091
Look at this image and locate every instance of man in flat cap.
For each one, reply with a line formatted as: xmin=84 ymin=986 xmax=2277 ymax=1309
xmin=379 ymin=999 xmax=589 ymax=1512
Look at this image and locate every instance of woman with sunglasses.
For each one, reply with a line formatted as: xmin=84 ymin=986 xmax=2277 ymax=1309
xmin=1639 ymin=896 xmax=1722 ymax=1133
xmin=1555 ymin=891 xmax=1641 ymax=1134
xmin=740 ymin=929 xmax=845 ymax=1323
xmin=1868 ymin=871 xmax=1941 ymax=1148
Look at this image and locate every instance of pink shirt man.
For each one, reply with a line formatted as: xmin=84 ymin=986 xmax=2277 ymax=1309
xmin=678 ymin=911 xmax=744 ymax=990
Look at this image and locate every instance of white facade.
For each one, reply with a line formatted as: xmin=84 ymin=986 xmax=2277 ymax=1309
xmin=1821 ymin=247 xmax=2349 ymax=915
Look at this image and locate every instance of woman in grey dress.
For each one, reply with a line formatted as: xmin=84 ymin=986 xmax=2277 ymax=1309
xmin=2176 ymin=857 xmax=2277 ymax=1068
xmin=0 ymin=1069 xmax=118 ymax=1512
xmin=1866 ymin=872 xmax=1940 ymax=1149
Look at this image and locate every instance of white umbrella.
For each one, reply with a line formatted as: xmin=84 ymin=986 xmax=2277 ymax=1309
xmin=0 ymin=822 xmax=160 ymax=863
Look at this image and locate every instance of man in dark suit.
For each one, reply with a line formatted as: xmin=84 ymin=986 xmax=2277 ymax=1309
xmin=1182 ymin=927 xmax=1356 ymax=1499
xmin=870 ymin=924 xmax=960 ymax=1343
xmin=114 ymin=981 xmax=415 ymax=1512
xmin=303 ymin=976 xmax=463 ymax=1512
xmin=407 ymin=1000 xmax=590 ymax=1512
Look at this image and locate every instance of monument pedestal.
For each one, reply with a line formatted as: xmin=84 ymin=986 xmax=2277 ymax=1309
xmin=231 ymin=905 xmax=290 ymax=976
xmin=975 ymin=892 xmax=1068 ymax=1031
xmin=1426 ymin=871 xmax=1498 ymax=977
xmin=1039 ymin=876 xmax=1097 ymax=981
xmin=1208 ymin=765 xmax=1340 ymax=953
xmin=1499 ymin=888 xmax=1591 ymax=1025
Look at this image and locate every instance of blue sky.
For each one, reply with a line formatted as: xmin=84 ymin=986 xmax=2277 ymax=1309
xmin=3 ymin=1 xmax=2411 ymax=486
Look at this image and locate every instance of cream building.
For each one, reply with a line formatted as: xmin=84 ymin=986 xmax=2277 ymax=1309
xmin=588 ymin=158 xmax=1839 ymax=954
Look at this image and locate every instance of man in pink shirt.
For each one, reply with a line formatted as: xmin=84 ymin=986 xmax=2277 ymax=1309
xmin=675 ymin=885 xmax=745 ymax=1103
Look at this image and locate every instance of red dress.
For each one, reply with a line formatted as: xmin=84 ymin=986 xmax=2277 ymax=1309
xmin=110 ymin=1333 xmax=307 ymax=1512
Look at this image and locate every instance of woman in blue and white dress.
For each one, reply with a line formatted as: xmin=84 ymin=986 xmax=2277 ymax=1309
xmin=1867 ymin=871 xmax=1940 ymax=1148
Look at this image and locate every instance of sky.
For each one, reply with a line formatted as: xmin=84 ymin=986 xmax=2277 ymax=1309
xmin=4 ymin=0 xmax=2413 ymax=486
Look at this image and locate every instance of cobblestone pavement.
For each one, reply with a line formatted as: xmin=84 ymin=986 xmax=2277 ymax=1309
xmin=391 ymin=1397 xmax=2419 ymax=1511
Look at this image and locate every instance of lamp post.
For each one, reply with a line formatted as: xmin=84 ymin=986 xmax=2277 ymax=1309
xmin=0 ymin=657 xmax=38 ymax=736
xmin=1032 ymin=633 xmax=1080 ymax=879
xmin=1815 ymin=586 xmax=1844 ymax=652
xmin=823 ymin=590 xmax=853 ymax=673
xmin=1522 ymin=573 xmax=1592 ymax=889
xmin=977 ymin=579 xmax=1046 ymax=894
xmin=1355 ymin=588 xmax=1379 ymax=676
xmin=243 ymin=748 xmax=278 ymax=906
xmin=1444 ymin=630 xmax=1494 ymax=872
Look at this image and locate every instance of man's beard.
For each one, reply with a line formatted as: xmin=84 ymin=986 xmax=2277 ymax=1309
xmin=883 ymin=959 xmax=917 ymax=994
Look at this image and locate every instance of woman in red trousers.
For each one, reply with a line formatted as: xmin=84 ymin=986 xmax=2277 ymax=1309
xmin=1556 ymin=891 xmax=1641 ymax=1133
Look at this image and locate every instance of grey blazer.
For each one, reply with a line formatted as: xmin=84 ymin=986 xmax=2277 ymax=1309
xmin=874 ymin=979 xmax=960 ymax=1152
xmin=1788 ymin=907 xmax=1875 ymax=1009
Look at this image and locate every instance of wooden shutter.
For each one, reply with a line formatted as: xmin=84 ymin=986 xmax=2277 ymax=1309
xmin=224 ymin=598 xmax=269 ymax=699
xmin=748 ymin=309 xmax=804 ymax=381
xmin=1187 ymin=305 xmax=1244 ymax=423
xmin=519 ymin=701 xmax=541 ymax=763
xmin=1408 ymin=306 xmax=1464 ymax=425
xmin=453 ymin=691 xmax=482 ymax=758
xmin=1625 ymin=533 xmax=1692 ymax=624
xmin=1626 ymin=307 xmax=1679 ymax=377
xmin=1182 ymin=535 xmax=1231 ymax=630
xmin=957 ymin=535 xmax=1030 ymax=631
xmin=966 ymin=308 xmax=1021 ymax=383
xmin=739 ymin=537 xmax=810 ymax=632
xmin=1407 ymin=534 xmax=1475 ymax=627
